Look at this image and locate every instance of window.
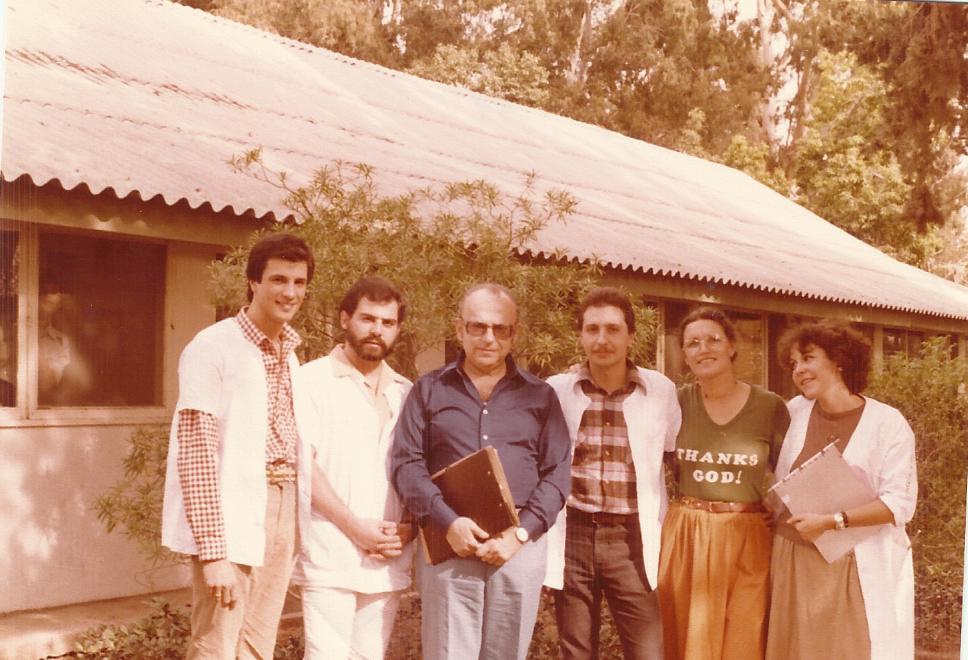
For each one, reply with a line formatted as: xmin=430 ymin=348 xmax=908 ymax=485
xmin=768 ymin=314 xmax=799 ymax=400
xmin=664 ymin=302 xmax=765 ymax=387
xmin=731 ymin=311 xmax=765 ymax=386
xmin=906 ymin=331 xmax=924 ymax=358
xmin=934 ymin=333 xmax=960 ymax=359
xmin=883 ymin=327 xmax=925 ymax=360
xmin=37 ymin=232 xmax=165 ymax=407
xmin=883 ymin=328 xmax=905 ymax=358
xmin=0 ymin=231 xmax=19 ymax=407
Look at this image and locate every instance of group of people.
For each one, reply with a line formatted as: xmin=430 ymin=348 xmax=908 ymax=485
xmin=161 ymin=232 xmax=918 ymax=660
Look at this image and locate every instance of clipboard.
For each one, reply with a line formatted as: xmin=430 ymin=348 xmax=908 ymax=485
xmin=769 ymin=441 xmax=878 ymax=563
xmin=419 ymin=445 xmax=520 ymax=565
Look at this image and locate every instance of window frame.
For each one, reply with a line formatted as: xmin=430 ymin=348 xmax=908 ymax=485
xmin=0 ymin=222 xmax=169 ymax=427
xmin=662 ymin=301 xmax=768 ymax=388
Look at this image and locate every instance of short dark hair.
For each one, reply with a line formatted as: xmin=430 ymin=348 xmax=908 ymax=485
xmin=679 ymin=306 xmax=738 ymax=361
xmin=339 ymin=276 xmax=406 ymax=322
xmin=576 ymin=287 xmax=635 ymax=334
xmin=245 ymin=233 xmax=315 ymax=301
xmin=777 ymin=319 xmax=872 ymax=394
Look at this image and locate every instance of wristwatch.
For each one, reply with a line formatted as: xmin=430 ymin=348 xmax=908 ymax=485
xmin=514 ymin=527 xmax=530 ymax=543
xmin=833 ymin=511 xmax=847 ymax=530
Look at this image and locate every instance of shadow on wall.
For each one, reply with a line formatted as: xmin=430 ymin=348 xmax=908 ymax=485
xmin=0 ymin=423 xmax=187 ymax=614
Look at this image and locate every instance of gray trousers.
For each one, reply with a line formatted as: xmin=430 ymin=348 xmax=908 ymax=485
xmin=418 ymin=534 xmax=548 ymax=660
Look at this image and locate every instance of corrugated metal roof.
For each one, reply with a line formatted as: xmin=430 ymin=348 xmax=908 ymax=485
xmin=3 ymin=0 xmax=968 ymax=320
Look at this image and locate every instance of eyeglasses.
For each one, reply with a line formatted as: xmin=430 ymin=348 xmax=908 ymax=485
xmin=462 ymin=321 xmax=514 ymax=341
xmin=683 ymin=334 xmax=726 ymax=352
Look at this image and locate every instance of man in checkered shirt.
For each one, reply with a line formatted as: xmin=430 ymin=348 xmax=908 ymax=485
xmin=161 ymin=233 xmax=315 ymax=659
xmin=544 ymin=287 xmax=681 ymax=660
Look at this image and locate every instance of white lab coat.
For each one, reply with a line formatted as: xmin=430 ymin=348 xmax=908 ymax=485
xmin=776 ymin=395 xmax=917 ymax=660
xmin=543 ymin=367 xmax=681 ymax=591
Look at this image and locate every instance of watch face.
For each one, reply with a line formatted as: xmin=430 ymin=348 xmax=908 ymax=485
xmin=515 ymin=527 xmax=529 ymax=543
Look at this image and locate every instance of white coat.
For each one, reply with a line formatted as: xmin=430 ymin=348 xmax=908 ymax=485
xmin=294 ymin=351 xmax=413 ymax=593
xmin=161 ymin=318 xmax=313 ymax=567
xmin=543 ymin=367 xmax=681 ymax=591
xmin=775 ymin=395 xmax=917 ymax=660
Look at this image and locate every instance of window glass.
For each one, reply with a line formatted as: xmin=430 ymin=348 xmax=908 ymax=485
xmin=768 ymin=314 xmax=796 ymax=400
xmin=0 ymin=231 xmax=18 ymax=407
xmin=883 ymin=328 xmax=905 ymax=358
xmin=663 ymin=302 xmax=764 ymax=386
xmin=855 ymin=324 xmax=875 ymax=345
xmin=939 ymin=334 xmax=960 ymax=359
xmin=38 ymin=232 xmax=164 ymax=407
xmin=731 ymin=312 xmax=765 ymax=386
xmin=662 ymin=302 xmax=688 ymax=384
xmin=906 ymin=331 xmax=924 ymax=358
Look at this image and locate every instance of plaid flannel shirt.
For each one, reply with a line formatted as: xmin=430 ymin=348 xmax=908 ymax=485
xmin=567 ymin=363 xmax=646 ymax=515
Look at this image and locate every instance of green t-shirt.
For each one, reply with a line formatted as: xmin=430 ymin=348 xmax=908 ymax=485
xmin=674 ymin=383 xmax=790 ymax=503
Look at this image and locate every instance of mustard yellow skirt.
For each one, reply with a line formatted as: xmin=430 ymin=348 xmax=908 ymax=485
xmin=658 ymin=503 xmax=772 ymax=660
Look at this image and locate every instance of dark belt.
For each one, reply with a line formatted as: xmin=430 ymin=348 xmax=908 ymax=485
xmin=266 ymin=462 xmax=296 ymax=485
xmin=567 ymin=506 xmax=638 ymax=526
xmin=678 ymin=495 xmax=765 ymax=514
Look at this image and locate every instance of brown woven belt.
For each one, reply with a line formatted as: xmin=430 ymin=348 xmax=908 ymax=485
xmin=678 ymin=495 xmax=765 ymax=514
xmin=567 ymin=506 xmax=638 ymax=526
xmin=266 ymin=463 xmax=296 ymax=485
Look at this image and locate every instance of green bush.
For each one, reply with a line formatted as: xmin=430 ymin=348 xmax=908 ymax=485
xmin=73 ymin=599 xmax=189 ymax=659
xmin=866 ymin=337 xmax=967 ymax=650
xmin=94 ymin=424 xmax=181 ymax=566
xmin=72 ymin=598 xmax=307 ymax=659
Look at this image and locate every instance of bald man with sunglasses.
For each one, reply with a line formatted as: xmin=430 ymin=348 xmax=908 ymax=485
xmin=391 ymin=283 xmax=571 ymax=660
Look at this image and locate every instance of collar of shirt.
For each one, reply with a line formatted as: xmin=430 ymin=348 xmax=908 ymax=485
xmin=576 ymin=359 xmax=646 ymax=396
xmin=442 ymin=351 xmax=528 ymax=385
xmin=236 ymin=307 xmax=301 ymax=355
xmin=329 ymin=344 xmax=406 ymax=395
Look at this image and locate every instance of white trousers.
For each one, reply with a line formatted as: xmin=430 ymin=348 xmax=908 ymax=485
xmin=301 ymin=586 xmax=402 ymax=660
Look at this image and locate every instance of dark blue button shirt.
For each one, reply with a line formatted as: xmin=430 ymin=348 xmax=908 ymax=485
xmin=391 ymin=353 xmax=571 ymax=539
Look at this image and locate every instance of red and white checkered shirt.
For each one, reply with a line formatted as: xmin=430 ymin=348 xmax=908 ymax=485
xmin=567 ymin=362 xmax=646 ymax=515
xmin=176 ymin=309 xmax=301 ymax=560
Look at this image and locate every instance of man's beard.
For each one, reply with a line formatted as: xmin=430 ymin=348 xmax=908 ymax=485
xmin=347 ymin=331 xmax=391 ymax=362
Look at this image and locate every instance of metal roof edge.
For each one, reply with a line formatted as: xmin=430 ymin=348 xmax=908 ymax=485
xmin=0 ymin=170 xmax=290 ymax=223
xmin=513 ymin=246 xmax=968 ymax=322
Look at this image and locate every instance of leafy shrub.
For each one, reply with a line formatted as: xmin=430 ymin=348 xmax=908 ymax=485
xmin=94 ymin=424 xmax=181 ymax=565
xmin=73 ymin=598 xmax=189 ymax=659
xmin=866 ymin=337 xmax=967 ymax=650
xmin=72 ymin=598 xmax=307 ymax=659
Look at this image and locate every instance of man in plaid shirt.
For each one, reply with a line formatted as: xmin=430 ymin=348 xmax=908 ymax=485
xmin=544 ymin=287 xmax=681 ymax=660
xmin=161 ymin=233 xmax=315 ymax=659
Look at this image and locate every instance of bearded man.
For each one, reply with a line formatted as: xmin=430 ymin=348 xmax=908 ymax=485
xmin=294 ymin=276 xmax=415 ymax=660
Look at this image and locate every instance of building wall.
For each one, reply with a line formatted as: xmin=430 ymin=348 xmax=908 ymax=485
xmin=0 ymin=183 xmax=257 ymax=613
xmin=0 ymin=423 xmax=187 ymax=612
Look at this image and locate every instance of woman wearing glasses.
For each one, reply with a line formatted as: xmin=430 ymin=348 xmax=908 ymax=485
xmin=658 ymin=307 xmax=789 ymax=660
xmin=766 ymin=320 xmax=916 ymax=660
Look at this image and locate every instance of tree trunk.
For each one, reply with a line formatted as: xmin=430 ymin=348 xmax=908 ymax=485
xmin=566 ymin=0 xmax=594 ymax=87
xmin=756 ymin=0 xmax=777 ymax=150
